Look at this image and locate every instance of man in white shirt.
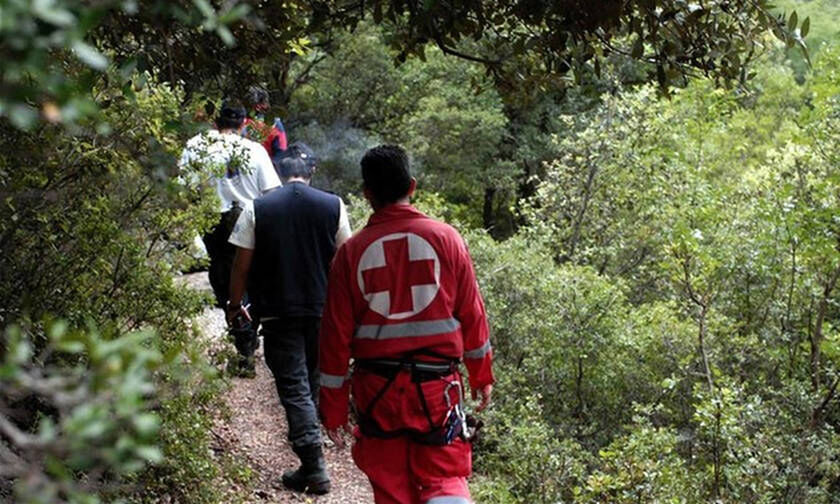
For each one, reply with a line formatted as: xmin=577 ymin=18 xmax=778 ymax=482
xmin=180 ymin=103 xmax=281 ymax=214
xmin=179 ymin=101 xmax=281 ymax=377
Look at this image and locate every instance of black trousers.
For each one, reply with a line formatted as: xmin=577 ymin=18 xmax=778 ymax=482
xmin=203 ymin=209 xmax=257 ymax=358
xmin=202 ymin=209 xmax=240 ymax=308
xmin=262 ymin=317 xmax=322 ymax=450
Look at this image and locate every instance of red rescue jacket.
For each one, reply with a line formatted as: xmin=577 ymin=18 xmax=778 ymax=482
xmin=319 ymin=204 xmax=494 ymax=430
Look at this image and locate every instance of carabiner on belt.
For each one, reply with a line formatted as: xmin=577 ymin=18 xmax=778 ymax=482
xmin=443 ymin=380 xmax=471 ymax=442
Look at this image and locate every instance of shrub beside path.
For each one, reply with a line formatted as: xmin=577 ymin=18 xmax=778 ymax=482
xmin=185 ymin=272 xmax=374 ymax=503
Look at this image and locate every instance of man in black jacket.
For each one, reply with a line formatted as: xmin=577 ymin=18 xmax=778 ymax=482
xmin=226 ymin=153 xmax=351 ymax=495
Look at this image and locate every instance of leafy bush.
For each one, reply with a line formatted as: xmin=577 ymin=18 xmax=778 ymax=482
xmin=583 ymin=415 xmax=701 ymax=504
xmin=462 ymin=45 xmax=840 ymax=502
xmin=1 ymin=322 xmax=164 ymax=503
xmin=473 ymin=387 xmax=587 ymax=504
xmin=0 ymin=73 xmax=242 ymax=502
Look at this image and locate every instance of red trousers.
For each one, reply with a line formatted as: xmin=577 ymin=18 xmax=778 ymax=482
xmin=353 ymin=434 xmax=472 ymax=503
xmin=351 ymin=369 xmax=473 ymax=504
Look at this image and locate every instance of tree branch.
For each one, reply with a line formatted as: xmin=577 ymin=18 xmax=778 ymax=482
xmin=811 ymin=375 xmax=839 ymax=428
xmin=433 ymin=37 xmax=503 ymax=66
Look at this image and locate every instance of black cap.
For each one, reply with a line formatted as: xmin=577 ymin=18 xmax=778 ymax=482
xmin=219 ymin=101 xmax=246 ymax=122
xmin=287 ymin=141 xmax=317 ymax=168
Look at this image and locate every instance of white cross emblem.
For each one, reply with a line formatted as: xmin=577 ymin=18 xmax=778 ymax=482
xmin=356 ymin=233 xmax=441 ymax=320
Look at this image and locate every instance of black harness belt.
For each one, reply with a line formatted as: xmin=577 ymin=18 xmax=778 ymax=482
xmin=356 ymin=358 xmax=457 ymax=382
xmin=353 ymin=357 xmax=462 ymax=445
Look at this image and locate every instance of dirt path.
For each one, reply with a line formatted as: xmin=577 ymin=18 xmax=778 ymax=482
xmin=185 ymin=273 xmax=374 ymax=503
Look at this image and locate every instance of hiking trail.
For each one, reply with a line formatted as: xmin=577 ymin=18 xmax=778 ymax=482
xmin=185 ymin=272 xmax=373 ymax=503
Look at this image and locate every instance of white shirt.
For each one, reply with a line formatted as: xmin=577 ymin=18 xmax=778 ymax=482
xmin=179 ymin=130 xmax=281 ymax=212
xmin=229 ymin=197 xmax=352 ymax=250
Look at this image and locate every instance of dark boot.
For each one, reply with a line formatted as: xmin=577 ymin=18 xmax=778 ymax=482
xmin=229 ymin=317 xmax=257 ymax=379
xmin=281 ymin=444 xmax=331 ymax=495
xmin=231 ymin=354 xmax=256 ymax=378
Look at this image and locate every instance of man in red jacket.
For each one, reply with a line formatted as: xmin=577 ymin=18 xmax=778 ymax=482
xmin=319 ymin=145 xmax=494 ymax=504
xmin=241 ymin=85 xmax=288 ymax=163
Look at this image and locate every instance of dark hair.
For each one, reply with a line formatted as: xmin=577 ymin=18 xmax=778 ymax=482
xmin=361 ymin=145 xmax=411 ymax=204
xmin=278 ymin=156 xmax=312 ymax=179
xmin=215 ymin=100 xmax=246 ymax=130
xmin=286 ymin=141 xmax=317 ymax=168
xmin=245 ymin=86 xmax=269 ymax=109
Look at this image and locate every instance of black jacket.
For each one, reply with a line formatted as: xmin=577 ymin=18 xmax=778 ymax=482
xmin=251 ymin=182 xmax=341 ymax=318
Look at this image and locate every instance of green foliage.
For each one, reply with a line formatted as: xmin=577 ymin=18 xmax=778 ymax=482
xmin=0 ymin=0 xmax=113 ymax=129
xmin=136 ymin=346 xmax=229 ymax=504
xmin=463 ymin=44 xmax=840 ymax=503
xmin=579 ymin=423 xmax=701 ymax=504
xmin=1 ymin=322 xmax=164 ymax=503
xmin=289 ymin=23 xmax=507 ymax=228
xmin=468 ymin=229 xmax=692 ymax=444
xmin=0 ymin=73 xmax=243 ymax=502
xmin=473 ymin=388 xmax=587 ymax=504
xmin=688 ymin=379 xmax=840 ymax=502
xmin=775 ymin=0 xmax=840 ymax=79
xmin=583 ymin=416 xmax=700 ymax=503
xmin=386 ymin=48 xmax=507 ymax=227
xmin=0 ymin=73 xmax=215 ymax=330
xmin=0 ymin=0 xmax=251 ymax=130
xmin=328 ymin=0 xmax=805 ymax=94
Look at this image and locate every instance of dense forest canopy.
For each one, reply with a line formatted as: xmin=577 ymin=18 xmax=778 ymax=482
xmin=2 ymin=0 xmax=806 ymax=126
xmin=2 ymin=0 xmax=840 ymax=502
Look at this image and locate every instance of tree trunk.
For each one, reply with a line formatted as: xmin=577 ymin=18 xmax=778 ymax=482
xmin=810 ymin=266 xmax=840 ymax=391
xmin=483 ymin=186 xmax=497 ymax=232
xmin=514 ymin=159 xmax=537 ymax=229
xmin=698 ymin=304 xmax=714 ymax=392
xmin=565 ymin=164 xmax=598 ymax=262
